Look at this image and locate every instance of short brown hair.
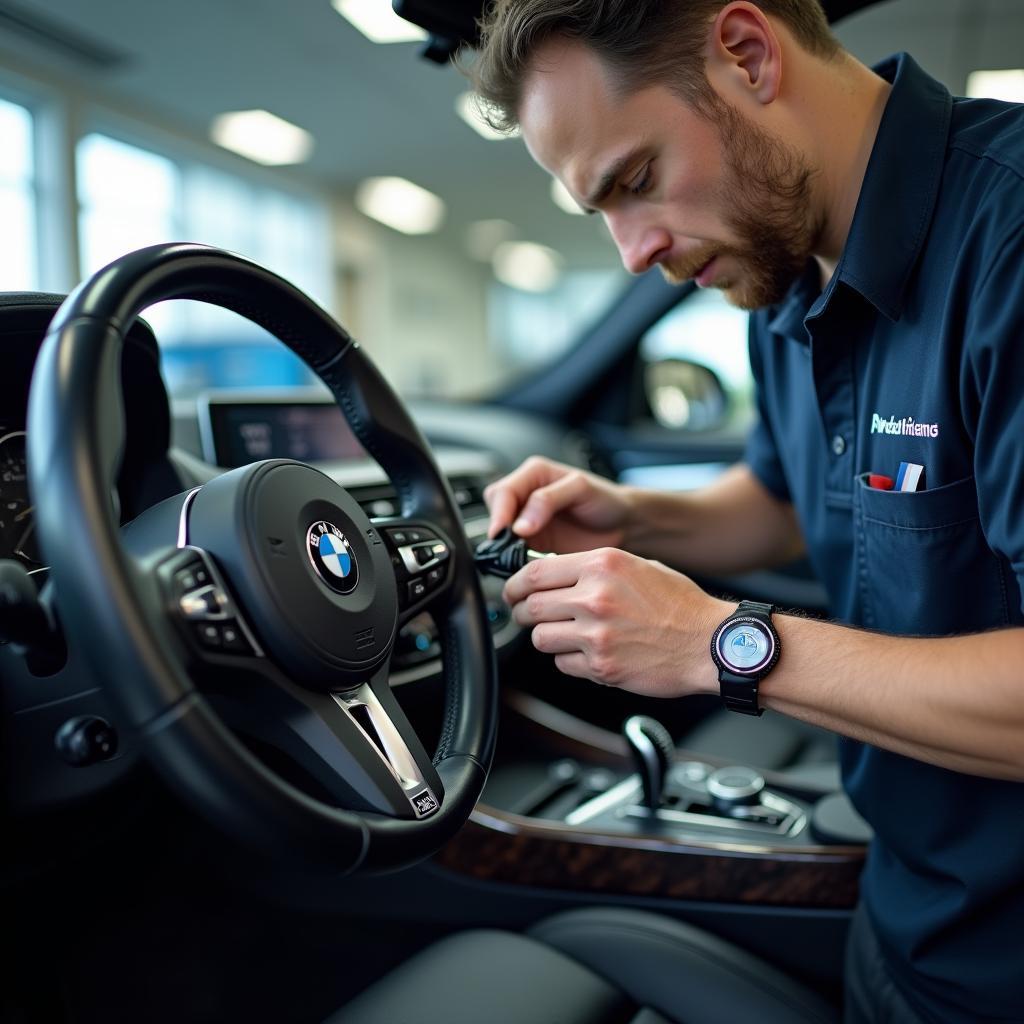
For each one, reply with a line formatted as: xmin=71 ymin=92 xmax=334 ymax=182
xmin=468 ymin=0 xmax=839 ymax=132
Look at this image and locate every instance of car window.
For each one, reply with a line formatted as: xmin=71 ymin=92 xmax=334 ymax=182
xmin=639 ymin=288 xmax=754 ymax=434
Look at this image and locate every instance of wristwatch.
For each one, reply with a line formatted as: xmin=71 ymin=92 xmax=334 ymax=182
xmin=710 ymin=600 xmax=781 ymax=716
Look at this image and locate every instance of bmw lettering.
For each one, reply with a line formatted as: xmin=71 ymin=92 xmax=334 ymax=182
xmin=306 ymin=521 xmax=359 ymax=595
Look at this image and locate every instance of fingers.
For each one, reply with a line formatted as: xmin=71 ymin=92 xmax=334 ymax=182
xmin=530 ymin=621 xmax=582 ymax=655
xmin=484 ymin=456 xmax=569 ymax=538
xmin=502 ymin=551 xmax=587 ymax=607
xmin=512 ymin=471 xmax=591 ymax=538
xmin=511 ymin=585 xmax=579 ymax=627
xmin=484 ymin=486 xmax=519 ymax=540
xmin=552 ymin=652 xmax=599 ymax=682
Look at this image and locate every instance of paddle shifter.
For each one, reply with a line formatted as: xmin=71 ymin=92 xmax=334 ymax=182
xmin=623 ymin=715 xmax=676 ymax=811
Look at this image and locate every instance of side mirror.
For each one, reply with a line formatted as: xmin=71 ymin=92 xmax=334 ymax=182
xmin=644 ymin=358 xmax=728 ymax=432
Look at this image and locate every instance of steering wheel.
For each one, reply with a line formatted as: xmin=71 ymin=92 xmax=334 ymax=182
xmin=26 ymin=243 xmax=498 ymax=872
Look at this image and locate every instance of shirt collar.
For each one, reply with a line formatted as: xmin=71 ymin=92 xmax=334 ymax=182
xmin=835 ymin=53 xmax=952 ymax=321
xmin=768 ymin=52 xmax=953 ymax=340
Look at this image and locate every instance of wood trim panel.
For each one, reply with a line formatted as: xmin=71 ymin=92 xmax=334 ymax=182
xmin=437 ymin=806 xmax=865 ymax=908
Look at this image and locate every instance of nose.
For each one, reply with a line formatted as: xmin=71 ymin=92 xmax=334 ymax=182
xmin=605 ymin=213 xmax=672 ymax=275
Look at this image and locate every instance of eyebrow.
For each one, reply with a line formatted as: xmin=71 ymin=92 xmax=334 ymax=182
xmin=580 ymin=149 xmax=646 ymax=213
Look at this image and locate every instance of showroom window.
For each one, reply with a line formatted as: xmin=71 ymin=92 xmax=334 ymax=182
xmin=0 ymin=96 xmax=37 ymax=291
xmin=77 ymin=132 xmax=331 ymax=398
xmin=489 ymin=268 xmax=626 ymax=372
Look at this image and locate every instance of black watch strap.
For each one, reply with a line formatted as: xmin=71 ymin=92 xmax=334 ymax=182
xmin=738 ymin=600 xmax=774 ymax=618
xmin=717 ymin=600 xmax=776 ymax=717
xmin=720 ymin=669 xmax=765 ymax=716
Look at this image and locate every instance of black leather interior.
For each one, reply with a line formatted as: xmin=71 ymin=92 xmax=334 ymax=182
xmin=328 ymin=908 xmax=838 ymax=1024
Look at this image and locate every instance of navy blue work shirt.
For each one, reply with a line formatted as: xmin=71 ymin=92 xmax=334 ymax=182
xmin=745 ymin=54 xmax=1024 ymax=1022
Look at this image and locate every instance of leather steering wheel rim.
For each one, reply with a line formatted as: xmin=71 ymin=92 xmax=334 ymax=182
xmin=26 ymin=242 xmax=498 ymax=872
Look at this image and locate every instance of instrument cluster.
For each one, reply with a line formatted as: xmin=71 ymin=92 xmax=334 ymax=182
xmin=0 ymin=426 xmax=40 ymax=568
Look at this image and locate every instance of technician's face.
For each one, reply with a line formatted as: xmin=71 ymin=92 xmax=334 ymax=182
xmin=519 ymin=40 xmax=818 ymax=309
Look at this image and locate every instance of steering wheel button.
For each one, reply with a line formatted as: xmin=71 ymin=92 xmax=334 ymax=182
xmin=196 ymin=623 xmax=222 ymax=649
xmin=432 ymin=542 xmax=449 ymax=561
xmin=388 ymin=529 xmax=408 ymax=545
xmin=193 ymin=565 xmax=211 ymax=587
xmin=407 ymin=578 xmax=427 ymax=603
xmin=425 ymin=566 xmax=444 ymax=589
xmin=220 ymin=621 xmax=251 ymax=654
xmin=175 ymin=568 xmax=199 ymax=592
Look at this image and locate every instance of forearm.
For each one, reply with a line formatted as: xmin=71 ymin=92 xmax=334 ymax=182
xmin=755 ymin=615 xmax=1024 ymax=780
xmin=622 ymin=464 xmax=805 ymax=574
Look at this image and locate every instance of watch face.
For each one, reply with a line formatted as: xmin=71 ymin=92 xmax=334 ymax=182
xmin=717 ymin=619 xmax=774 ymax=674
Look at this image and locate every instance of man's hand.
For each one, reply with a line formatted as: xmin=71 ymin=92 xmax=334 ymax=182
xmin=484 ymin=456 xmax=634 ymax=553
xmin=503 ymin=546 xmax=730 ymax=698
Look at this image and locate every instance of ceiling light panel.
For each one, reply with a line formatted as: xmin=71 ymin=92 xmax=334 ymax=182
xmin=210 ymin=110 xmax=314 ymax=165
xmin=332 ymin=0 xmax=427 ymax=43
xmin=355 ymin=176 xmax=446 ymax=235
xmin=493 ymin=241 xmax=561 ymax=293
xmin=966 ymin=69 xmax=1024 ymax=103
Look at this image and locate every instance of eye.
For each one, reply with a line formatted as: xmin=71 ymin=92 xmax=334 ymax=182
xmin=628 ymin=163 xmax=653 ymax=196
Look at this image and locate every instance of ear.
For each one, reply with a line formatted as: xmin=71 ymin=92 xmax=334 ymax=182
xmin=707 ymin=2 xmax=782 ymax=107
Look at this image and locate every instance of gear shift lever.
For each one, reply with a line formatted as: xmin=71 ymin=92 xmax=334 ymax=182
xmin=623 ymin=715 xmax=676 ymax=811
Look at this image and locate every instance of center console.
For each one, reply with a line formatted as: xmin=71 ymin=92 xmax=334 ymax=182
xmin=436 ymin=696 xmax=870 ymax=910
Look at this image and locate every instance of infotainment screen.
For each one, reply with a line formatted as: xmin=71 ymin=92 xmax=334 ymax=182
xmin=202 ymin=397 xmax=367 ymax=468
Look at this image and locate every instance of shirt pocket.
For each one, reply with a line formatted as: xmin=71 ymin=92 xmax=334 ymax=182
xmin=854 ymin=473 xmax=1009 ymax=635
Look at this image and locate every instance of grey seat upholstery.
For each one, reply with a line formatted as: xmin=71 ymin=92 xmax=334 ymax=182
xmin=681 ymin=710 xmax=837 ymax=771
xmin=327 ymin=907 xmax=838 ymax=1024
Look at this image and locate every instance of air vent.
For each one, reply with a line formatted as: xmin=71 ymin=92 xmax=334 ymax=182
xmin=449 ymin=476 xmax=488 ymax=518
xmin=349 ymin=474 xmax=490 ymax=522
xmin=0 ymin=2 xmax=128 ymax=69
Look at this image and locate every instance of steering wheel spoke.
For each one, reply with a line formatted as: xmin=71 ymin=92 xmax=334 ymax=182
xmin=374 ymin=516 xmax=458 ymax=625
xmin=206 ymin=659 xmax=442 ymax=820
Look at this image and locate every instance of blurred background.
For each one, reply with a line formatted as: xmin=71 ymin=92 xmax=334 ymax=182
xmin=1 ymin=0 xmax=1022 ymax=407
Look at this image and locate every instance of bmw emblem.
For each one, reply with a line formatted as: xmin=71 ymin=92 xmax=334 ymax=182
xmin=306 ymin=521 xmax=359 ymax=594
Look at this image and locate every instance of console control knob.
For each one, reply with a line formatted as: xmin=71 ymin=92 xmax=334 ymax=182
xmin=55 ymin=716 xmax=118 ymax=767
xmin=706 ymin=765 xmax=765 ymax=814
xmin=623 ymin=715 xmax=676 ymax=810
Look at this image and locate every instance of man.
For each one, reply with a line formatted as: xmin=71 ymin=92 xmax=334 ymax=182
xmin=468 ymin=2 xmax=1024 ymax=1022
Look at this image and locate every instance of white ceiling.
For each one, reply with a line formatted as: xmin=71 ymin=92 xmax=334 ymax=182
xmin=1 ymin=0 xmax=1022 ymax=268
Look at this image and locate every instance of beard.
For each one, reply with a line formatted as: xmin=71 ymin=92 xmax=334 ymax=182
xmin=660 ymin=102 xmax=820 ymax=310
